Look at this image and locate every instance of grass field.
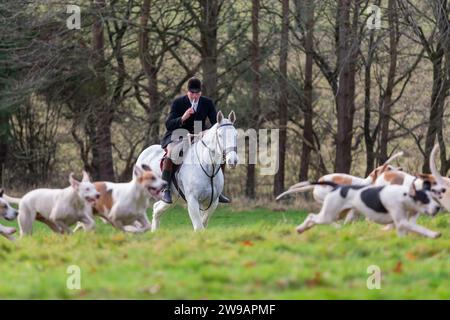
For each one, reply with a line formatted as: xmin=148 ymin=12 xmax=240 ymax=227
xmin=0 ymin=205 xmax=449 ymax=299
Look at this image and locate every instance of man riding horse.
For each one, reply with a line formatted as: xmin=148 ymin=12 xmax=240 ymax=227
xmin=160 ymin=77 xmax=231 ymax=204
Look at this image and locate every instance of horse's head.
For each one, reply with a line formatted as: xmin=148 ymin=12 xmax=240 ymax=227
xmin=216 ymin=110 xmax=238 ymax=169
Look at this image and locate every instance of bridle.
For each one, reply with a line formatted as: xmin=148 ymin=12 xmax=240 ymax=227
xmin=194 ymin=122 xmax=237 ymax=211
xmin=200 ymin=123 xmax=237 ymax=156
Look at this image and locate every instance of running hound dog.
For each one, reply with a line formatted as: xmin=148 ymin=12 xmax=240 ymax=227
xmin=0 ymin=189 xmax=19 ymax=241
xmin=374 ymin=168 xmax=436 ymax=189
xmin=374 ymin=145 xmax=449 ymax=208
xmin=372 ymin=145 xmax=449 ymax=230
xmin=75 ymin=165 xmax=166 ymax=233
xmin=8 ymin=171 xmax=99 ymax=236
xmin=276 ymin=151 xmax=403 ymax=223
xmin=296 ymin=181 xmax=442 ymax=238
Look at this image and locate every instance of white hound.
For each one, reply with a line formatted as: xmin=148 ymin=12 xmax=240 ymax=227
xmin=8 ymin=171 xmax=99 ymax=236
xmin=75 ymin=164 xmax=167 ymax=233
xmin=0 ymin=189 xmax=19 ymax=241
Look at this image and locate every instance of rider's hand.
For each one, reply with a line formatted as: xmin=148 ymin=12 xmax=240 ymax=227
xmin=181 ymin=107 xmax=195 ymax=123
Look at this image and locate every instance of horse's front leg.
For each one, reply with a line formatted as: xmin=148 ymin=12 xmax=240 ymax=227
xmin=151 ymin=200 xmax=172 ymax=232
xmin=202 ymin=199 xmax=219 ymax=228
xmin=186 ymin=197 xmax=204 ymax=231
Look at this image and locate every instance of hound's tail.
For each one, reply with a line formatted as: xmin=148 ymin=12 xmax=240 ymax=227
xmin=3 ymin=194 xmax=21 ymax=205
xmin=276 ymin=180 xmax=339 ymax=201
xmin=384 ymin=151 xmax=404 ymax=165
xmin=276 ymin=181 xmax=311 ymax=200
xmin=430 ymin=144 xmax=446 ymax=185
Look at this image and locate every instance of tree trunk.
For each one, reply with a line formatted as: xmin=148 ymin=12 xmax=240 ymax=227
xmin=200 ymin=0 xmax=219 ymax=98
xmin=364 ymin=28 xmax=376 ymax=176
xmin=246 ymin=0 xmax=260 ymax=199
xmin=274 ymin=0 xmax=289 ymax=196
xmin=422 ymin=49 xmax=445 ymax=173
xmin=422 ymin=0 xmax=450 ymax=173
xmin=0 ymin=112 xmax=9 ymax=183
xmin=92 ymin=0 xmax=115 ymax=181
xmin=139 ymin=0 xmax=161 ymax=146
xmin=299 ymin=0 xmax=314 ymax=181
xmin=334 ymin=0 xmax=356 ymax=173
xmin=379 ymin=0 xmax=398 ymax=163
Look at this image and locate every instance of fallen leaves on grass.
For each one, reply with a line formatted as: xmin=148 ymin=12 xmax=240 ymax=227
xmin=393 ymin=261 xmax=403 ymax=273
xmin=305 ymin=272 xmax=323 ymax=287
xmin=241 ymin=240 xmax=254 ymax=247
xmin=406 ymin=252 xmax=417 ymax=261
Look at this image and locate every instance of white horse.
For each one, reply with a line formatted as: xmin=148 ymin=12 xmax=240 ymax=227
xmin=136 ymin=110 xmax=238 ymax=231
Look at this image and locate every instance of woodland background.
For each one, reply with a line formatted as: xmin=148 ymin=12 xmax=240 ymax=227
xmin=1 ymin=0 xmax=449 ymax=199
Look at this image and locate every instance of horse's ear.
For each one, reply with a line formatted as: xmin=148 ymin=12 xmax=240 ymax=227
xmin=216 ymin=111 xmax=224 ymax=123
xmin=228 ymin=110 xmax=236 ymax=124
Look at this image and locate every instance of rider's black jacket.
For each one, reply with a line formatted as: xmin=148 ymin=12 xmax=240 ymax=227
xmin=160 ymin=95 xmax=217 ymax=149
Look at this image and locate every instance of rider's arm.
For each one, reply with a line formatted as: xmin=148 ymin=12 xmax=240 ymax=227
xmin=165 ymin=100 xmax=184 ymax=130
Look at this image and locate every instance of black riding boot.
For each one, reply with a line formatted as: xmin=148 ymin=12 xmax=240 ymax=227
xmin=219 ymin=163 xmax=231 ymax=203
xmin=161 ymin=158 xmax=173 ymax=204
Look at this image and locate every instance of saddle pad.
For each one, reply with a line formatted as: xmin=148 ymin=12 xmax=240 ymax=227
xmin=159 ymin=151 xmax=168 ymax=172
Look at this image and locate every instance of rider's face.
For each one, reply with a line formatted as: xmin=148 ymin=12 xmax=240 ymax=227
xmin=187 ymin=91 xmax=201 ymax=102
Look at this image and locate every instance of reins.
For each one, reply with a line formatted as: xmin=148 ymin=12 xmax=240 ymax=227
xmin=194 ymin=122 xmax=235 ymax=211
xmin=171 ymin=122 xmax=236 ymax=211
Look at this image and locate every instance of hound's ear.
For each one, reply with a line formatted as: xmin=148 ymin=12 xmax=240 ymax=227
xmin=0 ymin=189 xmax=3 ymax=197
xmin=415 ymin=173 xmax=429 ymax=180
xmin=369 ymin=166 xmax=382 ymax=183
xmin=69 ymin=173 xmax=80 ymax=190
xmin=141 ymin=164 xmax=152 ymax=172
xmin=379 ymin=163 xmax=389 ymax=174
xmin=216 ymin=111 xmax=224 ymax=123
xmin=228 ymin=110 xmax=236 ymax=124
xmin=133 ymin=165 xmax=143 ymax=178
xmin=409 ymin=181 xmax=417 ymax=197
xmin=82 ymin=170 xmax=91 ymax=182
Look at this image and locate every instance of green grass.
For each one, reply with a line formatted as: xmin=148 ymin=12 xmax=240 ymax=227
xmin=0 ymin=206 xmax=449 ymax=299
